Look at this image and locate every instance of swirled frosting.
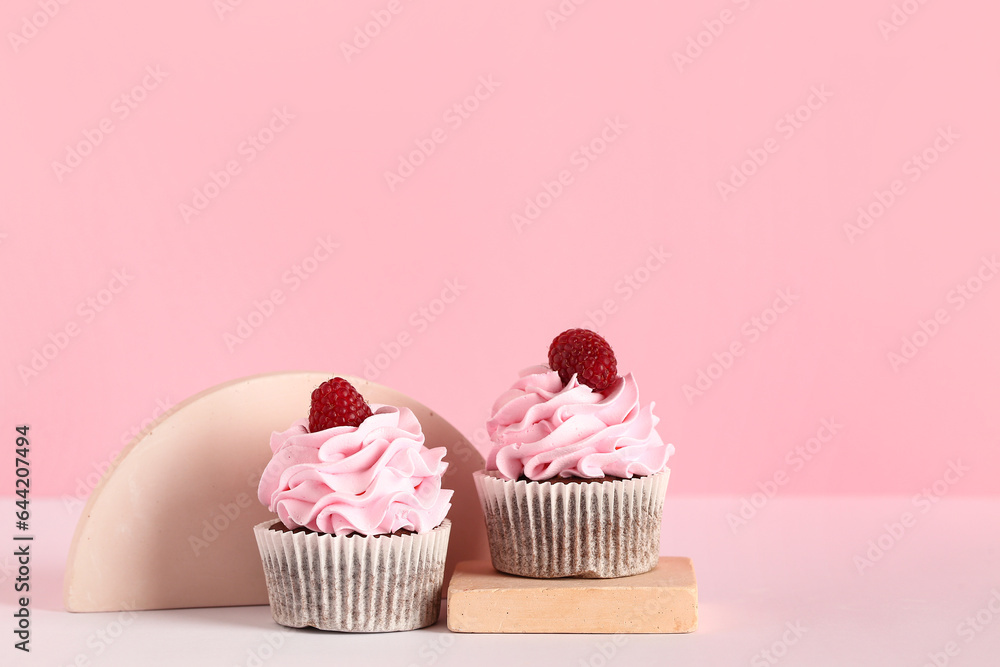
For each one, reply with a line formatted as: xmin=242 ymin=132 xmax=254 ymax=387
xmin=258 ymin=404 xmax=452 ymax=536
xmin=486 ymin=366 xmax=672 ymax=481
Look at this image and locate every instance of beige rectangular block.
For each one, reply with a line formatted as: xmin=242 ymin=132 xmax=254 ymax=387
xmin=447 ymin=557 xmax=697 ymax=634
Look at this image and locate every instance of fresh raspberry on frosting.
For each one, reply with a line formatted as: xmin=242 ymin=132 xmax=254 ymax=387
xmin=258 ymin=405 xmax=453 ymax=536
xmin=548 ymin=328 xmax=618 ymax=391
xmin=485 ymin=366 xmax=672 ymax=481
xmin=308 ymin=377 xmax=373 ymax=432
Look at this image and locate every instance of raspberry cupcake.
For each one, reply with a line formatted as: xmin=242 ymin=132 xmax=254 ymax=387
xmin=475 ymin=329 xmax=673 ymax=579
xmin=254 ymin=377 xmax=452 ymax=632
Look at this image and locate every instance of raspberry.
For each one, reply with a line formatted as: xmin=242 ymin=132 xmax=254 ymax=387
xmin=547 ymin=328 xmax=618 ymax=391
xmin=308 ymin=377 xmax=373 ymax=432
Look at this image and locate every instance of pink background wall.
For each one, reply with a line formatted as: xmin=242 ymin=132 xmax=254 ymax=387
xmin=2 ymin=0 xmax=998 ymax=498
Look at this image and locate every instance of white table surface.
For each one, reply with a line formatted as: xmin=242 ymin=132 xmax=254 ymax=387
xmin=4 ymin=496 xmax=999 ymax=666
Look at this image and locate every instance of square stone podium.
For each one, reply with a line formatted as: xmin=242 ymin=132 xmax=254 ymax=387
xmin=447 ymin=557 xmax=697 ymax=634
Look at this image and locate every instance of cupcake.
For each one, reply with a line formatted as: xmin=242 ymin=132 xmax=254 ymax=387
xmin=254 ymin=377 xmax=453 ymax=632
xmin=475 ymin=329 xmax=673 ymax=579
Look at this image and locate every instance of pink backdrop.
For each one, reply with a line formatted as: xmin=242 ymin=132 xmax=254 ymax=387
xmin=2 ymin=0 xmax=998 ymax=498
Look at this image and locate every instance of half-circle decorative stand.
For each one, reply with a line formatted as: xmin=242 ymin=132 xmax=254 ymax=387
xmin=64 ymin=372 xmax=488 ymax=612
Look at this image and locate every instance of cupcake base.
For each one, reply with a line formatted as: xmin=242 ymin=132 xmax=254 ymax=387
xmin=474 ymin=470 xmax=668 ymax=579
xmin=253 ymin=519 xmax=451 ymax=632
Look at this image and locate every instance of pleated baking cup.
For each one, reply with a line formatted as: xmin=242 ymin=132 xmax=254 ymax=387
xmin=253 ymin=519 xmax=451 ymax=632
xmin=473 ymin=470 xmax=669 ymax=579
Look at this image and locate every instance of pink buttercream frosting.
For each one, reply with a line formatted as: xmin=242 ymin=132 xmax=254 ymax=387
xmin=486 ymin=365 xmax=673 ymax=481
xmin=258 ymin=404 xmax=452 ymax=536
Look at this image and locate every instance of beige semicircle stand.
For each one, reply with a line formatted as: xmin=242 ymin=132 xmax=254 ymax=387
xmin=64 ymin=372 xmax=489 ymax=612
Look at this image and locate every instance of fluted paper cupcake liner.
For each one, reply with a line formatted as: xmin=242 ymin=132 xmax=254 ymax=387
xmin=474 ymin=470 xmax=669 ymax=579
xmin=253 ymin=519 xmax=450 ymax=632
